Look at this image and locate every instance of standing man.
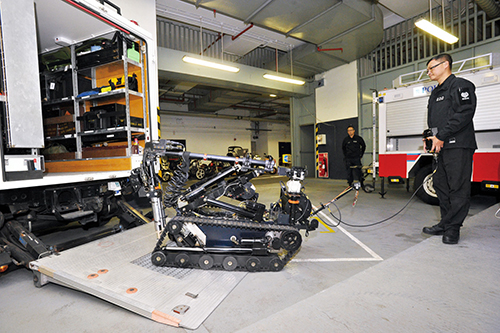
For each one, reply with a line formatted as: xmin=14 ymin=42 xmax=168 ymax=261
xmin=342 ymin=125 xmax=366 ymax=187
xmin=422 ymin=53 xmax=477 ymax=245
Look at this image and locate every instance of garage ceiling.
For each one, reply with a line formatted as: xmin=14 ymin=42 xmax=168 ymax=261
xmin=156 ymin=0 xmax=432 ymax=120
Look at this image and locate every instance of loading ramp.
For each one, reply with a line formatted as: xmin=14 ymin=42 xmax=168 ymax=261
xmin=29 ymin=222 xmax=247 ymax=329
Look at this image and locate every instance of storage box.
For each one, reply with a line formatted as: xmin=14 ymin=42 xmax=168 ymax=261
xmin=77 ymin=44 xmax=121 ymax=69
xmin=42 ymin=71 xmax=92 ymax=101
xmin=44 ymin=115 xmax=76 ymax=137
xmin=79 ymin=103 xmax=143 ymax=131
xmin=76 ymin=32 xmax=135 ymax=69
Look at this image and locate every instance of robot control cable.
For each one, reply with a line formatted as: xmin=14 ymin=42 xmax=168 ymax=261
xmin=315 ymin=157 xmax=438 ymax=228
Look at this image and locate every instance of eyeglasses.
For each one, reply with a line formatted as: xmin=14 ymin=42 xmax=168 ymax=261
xmin=427 ymin=61 xmax=445 ymax=72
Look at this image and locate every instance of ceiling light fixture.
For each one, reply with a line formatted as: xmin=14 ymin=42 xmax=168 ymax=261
xmin=415 ymin=0 xmax=458 ymax=44
xmin=415 ymin=19 xmax=458 ymax=44
xmin=263 ymin=74 xmax=305 ymax=85
xmin=182 ymin=56 xmax=240 ymax=73
xmin=269 ymin=94 xmax=277 ymax=97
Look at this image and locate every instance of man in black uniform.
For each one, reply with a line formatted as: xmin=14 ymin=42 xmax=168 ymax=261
xmin=422 ymin=53 xmax=477 ymax=245
xmin=342 ymin=125 xmax=366 ymax=187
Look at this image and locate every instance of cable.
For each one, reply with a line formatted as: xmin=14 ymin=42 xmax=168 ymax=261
xmin=319 ymin=161 xmax=438 ymax=228
xmin=329 ymin=182 xmax=422 ymax=228
xmin=324 ymin=202 xmax=341 ymax=227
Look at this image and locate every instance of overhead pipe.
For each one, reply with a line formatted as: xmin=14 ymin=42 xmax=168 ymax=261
xmin=232 ymin=23 xmax=254 ymax=40
xmin=201 ymin=33 xmax=223 ymax=54
xmin=275 ymin=48 xmax=278 ymax=71
xmin=475 ymin=0 xmax=500 ymax=18
xmin=159 ymin=96 xmax=186 ymax=103
xmin=156 ymin=4 xmax=291 ymax=50
xmin=231 ymin=104 xmax=288 ymax=114
xmin=159 ymin=109 xmax=289 ymax=124
xmin=317 ymin=47 xmax=343 ymax=52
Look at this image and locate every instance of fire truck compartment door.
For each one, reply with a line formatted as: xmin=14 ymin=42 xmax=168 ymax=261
xmin=0 ymin=0 xmax=44 ymax=148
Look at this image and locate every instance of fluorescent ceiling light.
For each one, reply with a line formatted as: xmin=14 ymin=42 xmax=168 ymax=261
xmin=263 ymin=74 xmax=305 ymax=85
xmin=182 ymin=56 xmax=240 ymax=73
xmin=415 ymin=19 xmax=458 ymax=44
xmin=269 ymin=94 xmax=277 ymax=97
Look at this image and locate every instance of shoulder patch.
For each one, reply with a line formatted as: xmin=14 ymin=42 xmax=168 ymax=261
xmin=458 ymin=87 xmax=472 ymax=105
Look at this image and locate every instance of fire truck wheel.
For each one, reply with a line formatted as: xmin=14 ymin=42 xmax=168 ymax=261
xmin=414 ymin=164 xmax=439 ymax=205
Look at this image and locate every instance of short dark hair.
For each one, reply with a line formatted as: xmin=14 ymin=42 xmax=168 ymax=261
xmin=347 ymin=125 xmax=355 ymax=130
xmin=427 ymin=53 xmax=453 ymax=68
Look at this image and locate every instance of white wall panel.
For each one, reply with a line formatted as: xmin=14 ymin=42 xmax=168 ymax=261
xmin=160 ymin=115 xmax=289 ymax=158
xmin=315 ymin=62 xmax=358 ymax=123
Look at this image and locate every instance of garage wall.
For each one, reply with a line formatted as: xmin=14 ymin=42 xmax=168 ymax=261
xmin=315 ymin=61 xmax=358 ymax=122
xmin=160 ymin=114 xmax=290 ymax=158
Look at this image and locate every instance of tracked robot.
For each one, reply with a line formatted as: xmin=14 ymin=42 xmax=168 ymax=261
xmin=131 ymin=139 xmax=359 ymax=272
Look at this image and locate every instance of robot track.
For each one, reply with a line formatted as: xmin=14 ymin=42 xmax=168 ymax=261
xmin=151 ymin=216 xmax=302 ymax=272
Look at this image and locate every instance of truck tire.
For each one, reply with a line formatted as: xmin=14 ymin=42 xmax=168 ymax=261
xmin=414 ymin=164 xmax=439 ymax=205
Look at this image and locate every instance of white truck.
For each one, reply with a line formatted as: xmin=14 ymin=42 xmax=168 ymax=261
xmin=0 ymin=0 xmax=159 ymax=272
xmin=377 ymin=53 xmax=500 ymax=204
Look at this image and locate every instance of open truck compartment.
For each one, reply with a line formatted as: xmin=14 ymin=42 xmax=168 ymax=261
xmin=0 ymin=0 xmax=154 ymax=183
xmin=0 ymin=0 xmax=157 ymax=275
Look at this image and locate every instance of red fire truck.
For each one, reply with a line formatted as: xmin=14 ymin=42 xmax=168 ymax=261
xmin=376 ymin=53 xmax=500 ymax=204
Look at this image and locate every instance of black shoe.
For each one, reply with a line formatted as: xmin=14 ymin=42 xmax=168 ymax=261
xmin=422 ymin=224 xmax=445 ymax=235
xmin=443 ymin=230 xmax=460 ymax=244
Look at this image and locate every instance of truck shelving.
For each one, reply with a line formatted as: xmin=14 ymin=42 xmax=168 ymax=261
xmin=0 ymin=0 xmax=158 ymax=272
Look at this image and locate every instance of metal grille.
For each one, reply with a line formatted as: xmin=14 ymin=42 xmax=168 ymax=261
xmin=156 ymin=17 xmax=285 ymax=69
xmin=360 ymin=0 xmax=500 ymax=77
xmin=132 ymin=252 xmax=195 ymax=280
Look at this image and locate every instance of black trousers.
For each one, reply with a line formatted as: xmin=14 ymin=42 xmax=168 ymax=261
xmin=433 ymin=148 xmax=474 ymax=231
xmin=345 ymin=157 xmax=362 ymax=185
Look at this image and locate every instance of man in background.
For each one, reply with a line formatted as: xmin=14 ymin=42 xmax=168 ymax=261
xmin=342 ymin=125 xmax=366 ymax=187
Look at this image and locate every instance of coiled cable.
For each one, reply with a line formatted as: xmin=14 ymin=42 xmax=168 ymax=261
xmin=163 ymin=151 xmax=190 ymax=208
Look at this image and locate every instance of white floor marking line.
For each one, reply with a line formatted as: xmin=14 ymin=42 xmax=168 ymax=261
xmin=292 ymin=206 xmax=383 ymax=263
xmin=292 ymin=257 xmax=382 ymax=262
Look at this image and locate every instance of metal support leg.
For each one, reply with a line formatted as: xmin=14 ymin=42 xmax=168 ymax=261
xmin=379 ymin=177 xmax=387 ymax=198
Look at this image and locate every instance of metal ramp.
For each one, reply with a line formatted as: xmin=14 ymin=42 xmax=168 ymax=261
xmin=29 ymin=222 xmax=247 ymax=329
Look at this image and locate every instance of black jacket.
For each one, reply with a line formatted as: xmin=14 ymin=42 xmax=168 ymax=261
xmin=342 ymin=134 xmax=366 ymax=159
xmin=427 ymin=74 xmax=477 ymax=150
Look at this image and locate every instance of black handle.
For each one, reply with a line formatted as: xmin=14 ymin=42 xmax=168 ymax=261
xmin=98 ymin=0 xmax=121 ymax=15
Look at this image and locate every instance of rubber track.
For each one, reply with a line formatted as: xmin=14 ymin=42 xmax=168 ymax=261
xmin=152 ymin=215 xmax=301 ymax=272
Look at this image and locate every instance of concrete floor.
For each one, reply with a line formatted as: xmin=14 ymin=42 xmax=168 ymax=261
xmin=0 ymin=175 xmax=498 ymax=332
